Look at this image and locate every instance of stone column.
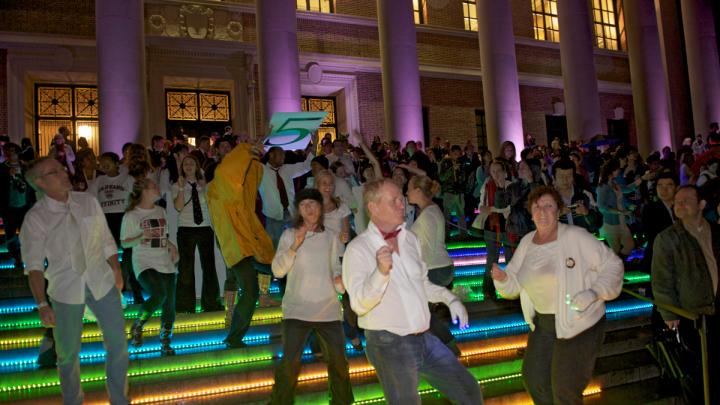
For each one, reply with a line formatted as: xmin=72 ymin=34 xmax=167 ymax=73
xmin=256 ymin=0 xmax=301 ymax=126
xmin=377 ymin=0 xmax=423 ymax=144
xmin=557 ymin=0 xmax=603 ymax=141
xmin=96 ymin=0 xmax=148 ymax=153
xmin=624 ymin=0 xmax=672 ymax=155
xmin=654 ymin=0 xmax=693 ymax=144
xmin=476 ymin=0 xmax=524 ymax=159
xmin=681 ymin=0 xmax=720 ymax=135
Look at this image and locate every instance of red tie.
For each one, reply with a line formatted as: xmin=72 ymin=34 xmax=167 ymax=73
xmin=274 ymin=168 xmax=289 ymax=210
xmin=380 ymin=228 xmax=401 ymax=253
xmin=380 ymin=228 xmax=401 ymax=240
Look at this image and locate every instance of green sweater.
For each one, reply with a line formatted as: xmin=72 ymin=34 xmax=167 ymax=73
xmin=651 ymin=221 xmax=719 ymax=321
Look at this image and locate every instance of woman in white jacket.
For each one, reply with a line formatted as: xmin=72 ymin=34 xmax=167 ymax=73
xmin=491 ymin=185 xmax=624 ymax=405
xmin=268 ymin=188 xmax=353 ymax=405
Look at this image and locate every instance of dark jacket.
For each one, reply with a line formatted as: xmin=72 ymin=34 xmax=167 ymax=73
xmin=559 ymin=186 xmax=601 ymax=234
xmin=651 ymin=221 xmax=720 ymax=321
xmin=640 ymin=200 xmax=675 ymax=272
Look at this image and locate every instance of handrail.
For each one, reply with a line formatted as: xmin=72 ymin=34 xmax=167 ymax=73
xmin=622 ymin=287 xmax=699 ymax=321
xmin=622 ymin=287 xmax=709 ymax=405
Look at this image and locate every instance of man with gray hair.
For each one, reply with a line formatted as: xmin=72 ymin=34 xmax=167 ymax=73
xmin=20 ymin=157 xmax=129 ymax=405
xmin=343 ymin=178 xmax=482 ymax=404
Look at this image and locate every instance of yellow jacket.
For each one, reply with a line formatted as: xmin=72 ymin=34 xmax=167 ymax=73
xmin=207 ymin=143 xmax=274 ymax=267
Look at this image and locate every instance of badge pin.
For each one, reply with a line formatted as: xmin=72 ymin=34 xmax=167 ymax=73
xmin=566 ymin=257 xmax=576 ymax=268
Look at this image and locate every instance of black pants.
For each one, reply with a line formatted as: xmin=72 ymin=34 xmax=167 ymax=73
xmin=269 ymin=319 xmax=354 ymax=405
xmin=3 ymin=205 xmax=29 ymax=264
xmin=104 ymin=212 xmax=124 ymax=246
xmin=428 ymin=265 xmax=455 ymax=345
xmin=137 ymin=269 xmax=177 ymax=327
xmin=121 ymin=247 xmax=144 ymax=302
xmin=225 ymin=257 xmax=259 ymax=346
xmin=176 ymin=226 xmax=221 ymax=312
xmin=522 ymin=314 xmax=606 ymax=405
xmin=678 ymin=296 xmax=720 ymax=404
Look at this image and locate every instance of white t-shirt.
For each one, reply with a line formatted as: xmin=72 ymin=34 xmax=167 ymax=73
xmin=171 ymin=181 xmax=211 ymax=227
xmin=517 ymin=240 xmax=559 ymax=314
xmin=89 ymin=173 xmax=130 ymax=214
xmin=272 ymin=228 xmax=343 ymax=322
xmin=120 ymin=205 xmax=176 ymax=276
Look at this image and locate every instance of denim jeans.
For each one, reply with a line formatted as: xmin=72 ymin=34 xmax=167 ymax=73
xmin=269 ymin=319 xmax=353 ymax=405
xmin=51 ymin=287 xmax=129 ymax=405
xmin=364 ymin=330 xmax=482 ymax=405
xmin=137 ymin=269 xmax=176 ymax=327
xmin=483 ymin=230 xmax=512 ymax=298
xmin=176 ymin=226 xmax=221 ymax=312
xmin=224 ymin=257 xmax=259 ymax=346
xmin=522 ymin=314 xmax=606 ymax=405
xmin=265 ymin=210 xmax=291 ymax=249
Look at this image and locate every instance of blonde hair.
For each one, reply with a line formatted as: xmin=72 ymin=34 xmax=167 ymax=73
xmin=409 ymin=175 xmax=440 ymax=198
xmin=314 ymin=169 xmax=341 ymax=207
xmin=126 ymin=178 xmax=154 ymax=212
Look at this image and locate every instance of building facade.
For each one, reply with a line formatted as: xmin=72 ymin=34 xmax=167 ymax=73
xmin=1 ymin=0 xmax=719 ymax=157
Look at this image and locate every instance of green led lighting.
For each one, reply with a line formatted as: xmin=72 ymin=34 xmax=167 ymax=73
xmin=623 ymin=271 xmax=651 ymax=284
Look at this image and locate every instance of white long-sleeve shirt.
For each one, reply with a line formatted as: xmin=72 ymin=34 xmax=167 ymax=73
xmin=410 ymin=205 xmax=453 ymax=270
xmin=20 ymin=192 xmax=118 ymax=304
xmin=343 ymin=221 xmax=459 ymax=336
xmin=272 ymin=228 xmax=343 ymax=322
xmin=259 ymin=154 xmax=313 ymax=221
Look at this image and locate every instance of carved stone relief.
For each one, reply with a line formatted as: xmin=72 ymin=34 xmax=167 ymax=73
xmin=145 ymin=3 xmax=244 ymax=42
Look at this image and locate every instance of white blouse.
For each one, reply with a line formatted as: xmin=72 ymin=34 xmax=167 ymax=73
xmin=272 ymin=228 xmax=343 ymax=322
xmin=516 ymin=240 xmax=559 ymax=314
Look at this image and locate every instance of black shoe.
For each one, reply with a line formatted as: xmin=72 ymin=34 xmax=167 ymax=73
xmin=224 ymin=340 xmax=247 ymax=349
xmin=160 ymin=341 xmax=176 ymax=356
xmin=37 ymin=337 xmax=57 ymax=369
xmin=130 ymin=319 xmax=144 ymax=348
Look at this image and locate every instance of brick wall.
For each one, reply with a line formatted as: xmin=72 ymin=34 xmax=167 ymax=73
xmin=420 ymin=76 xmax=483 ymax=146
xmin=426 ymin=0 xmax=465 ymax=30
xmin=297 ymin=19 xmax=379 ymax=59
xmin=416 ymin=32 xmax=479 ymax=67
xmin=511 ymin=0 xmax=534 ymax=38
xmin=515 ymin=44 xmax=562 ymax=76
xmin=599 ymin=92 xmax=636 ymax=146
xmin=335 ymin=0 xmax=376 ymax=19
xmin=0 ymin=49 xmax=6 ymax=136
xmin=0 ymin=0 xmax=95 ymax=37
xmin=356 ymin=73 xmax=385 ymax=141
xmin=594 ymin=54 xmax=631 ymax=83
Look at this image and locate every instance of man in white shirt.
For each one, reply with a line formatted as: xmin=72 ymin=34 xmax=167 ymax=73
xmin=259 ymin=145 xmax=314 ymax=246
xmin=343 ymin=179 xmax=482 ymax=404
xmin=325 ymin=139 xmax=356 ymax=177
xmin=20 ymin=157 xmax=129 ymax=405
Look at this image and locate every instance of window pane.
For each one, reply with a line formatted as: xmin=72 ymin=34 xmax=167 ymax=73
xmin=297 ymin=0 xmax=306 ymax=10
xmin=38 ymin=119 xmax=73 ymax=157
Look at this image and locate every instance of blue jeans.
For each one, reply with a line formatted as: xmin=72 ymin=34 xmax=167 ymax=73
xmin=364 ymin=330 xmax=482 ymax=405
xmin=137 ymin=269 xmax=176 ymax=327
xmin=265 ymin=210 xmax=291 ymax=249
xmin=51 ymin=287 xmax=129 ymax=405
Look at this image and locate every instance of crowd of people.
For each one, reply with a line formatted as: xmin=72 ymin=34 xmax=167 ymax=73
xmin=0 ymin=121 xmax=719 ymax=404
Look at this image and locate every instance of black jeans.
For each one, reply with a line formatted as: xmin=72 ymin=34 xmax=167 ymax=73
xmin=428 ymin=265 xmax=455 ymax=345
xmin=104 ymin=212 xmax=124 ymax=246
xmin=176 ymin=226 xmax=221 ymax=312
xmin=121 ymin=247 xmax=144 ymax=302
xmin=224 ymin=257 xmax=259 ymax=346
xmin=269 ymin=319 xmax=353 ymax=405
xmin=137 ymin=269 xmax=177 ymax=327
xmin=3 ymin=205 xmax=29 ymax=263
xmin=522 ymin=314 xmax=606 ymax=405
